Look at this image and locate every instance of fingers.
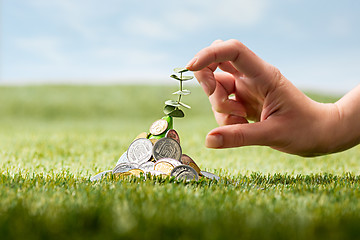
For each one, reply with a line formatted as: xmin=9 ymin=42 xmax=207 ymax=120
xmin=192 ymin=40 xmax=223 ymax=96
xmin=218 ymin=61 xmax=241 ymax=76
xmin=195 ymin=68 xmax=246 ymax=117
xmin=194 ymin=63 xmax=217 ymax=96
xmin=213 ymin=110 xmax=248 ymax=126
xmin=186 ymin=39 xmax=267 ymax=80
xmin=208 ymin=73 xmax=246 ymax=116
xmin=205 ymin=120 xmax=278 ymax=148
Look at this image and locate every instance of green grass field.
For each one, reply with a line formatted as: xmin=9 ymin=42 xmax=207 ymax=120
xmin=1 ymin=85 xmax=360 ymax=240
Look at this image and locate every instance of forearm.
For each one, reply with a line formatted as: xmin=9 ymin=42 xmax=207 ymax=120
xmin=333 ymin=84 xmax=360 ymax=152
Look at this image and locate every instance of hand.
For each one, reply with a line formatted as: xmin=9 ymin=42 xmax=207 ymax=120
xmin=186 ymin=39 xmax=345 ymax=157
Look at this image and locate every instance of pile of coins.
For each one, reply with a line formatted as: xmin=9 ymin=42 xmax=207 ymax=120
xmin=91 ymin=117 xmax=220 ymax=182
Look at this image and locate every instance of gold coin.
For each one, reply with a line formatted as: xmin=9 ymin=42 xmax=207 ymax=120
xmin=113 ymin=171 xmax=132 ymax=179
xmin=181 ymin=154 xmax=201 ymax=174
xmin=149 ymin=119 xmax=168 ymax=136
xmin=128 ymin=169 xmax=145 ymax=177
xmin=149 ymin=138 xmax=158 ymax=145
xmin=135 ymin=132 xmax=149 ymax=140
xmin=189 ymin=162 xmax=201 ymax=175
xmin=154 ymin=161 xmax=174 ymax=175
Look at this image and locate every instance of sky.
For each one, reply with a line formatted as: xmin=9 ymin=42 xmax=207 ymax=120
xmin=1 ymin=0 xmax=360 ymax=94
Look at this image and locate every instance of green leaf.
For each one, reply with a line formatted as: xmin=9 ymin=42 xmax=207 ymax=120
xmin=163 ymin=105 xmax=176 ymax=115
xmin=170 ymin=74 xmax=182 ymax=81
xmin=174 ymin=67 xmax=189 ymax=73
xmin=172 ymin=90 xmax=191 ymax=95
xmin=179 ymin=101 xmax=191 ymax=109
xmin=168 ymin=108 xmax=184 ymax=118
xmin=165 ymin=100 xmax=180 ymax=107
xmin=180 ymin=76 xmax=194 ymax=81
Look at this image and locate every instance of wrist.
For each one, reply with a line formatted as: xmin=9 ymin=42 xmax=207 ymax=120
xmin=331 ymin=101 xmax=360 ymax=153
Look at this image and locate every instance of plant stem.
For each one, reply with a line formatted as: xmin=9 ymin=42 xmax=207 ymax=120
xmin=178 ymin=73 xmax=183 ymax=103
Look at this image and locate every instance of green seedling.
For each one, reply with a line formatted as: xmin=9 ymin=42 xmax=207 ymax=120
xmin=163 ymin=67 xmax=194 ymax=118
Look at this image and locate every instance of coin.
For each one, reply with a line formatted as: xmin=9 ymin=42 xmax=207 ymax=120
xmin=113 ymin=162 xmax=138 ymax=174
xmin=170 ymin=164 xmax=198 ymax=177
xmin=139 ymin=161 xmax=155 ymax=172
xmin=149 ymin=138 xmax=158 ymax=145
xmin=90 ymin=170 xmax=113 ymax=182
xmin=116 ymin=151 xmax=129 ymax=165
xmin=165 ymin=129 xmax=180 ymax=144
xmin=200 ymin=171 xmax=220 ymax=181
xmin=149 ymin=119 xmax=168 ymax=136
xmin=113 ymin=171 xmax=132 ymax=179
xmin=180 ymin=154 xmax=201 ymax=174
xmin=158 ymin=158 xmax=182 ymax=167
xmin=128 ymin=169 xmax=145 ymax=177
xmin=154 ymin=160 xmax=175 ymax=175
xmin=153 ymin=137 xmax=182 ymax=161
xmin=176 ymin=170 xmax=199 ymax=182
xmin=135 ymin=132 xmax=149 ymax=140
xmin=171 ymin=165 xmax=199 ymax=182
xmin=127 ymin=138 xmax=153 ymax=164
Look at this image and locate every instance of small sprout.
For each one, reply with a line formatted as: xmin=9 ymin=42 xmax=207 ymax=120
xmin=178 ymin=102 xmax=191 ymax=109
xmin=164 ymin=105 xmax=177 ymax=115
xmin=170 ymin=74 xmax=182 ymax=81
xmin=172 ymin=90 xmax=191 ymax=95
xmin=165 ymin=100 xmax=181 ymax=107
xmin=173 ymin=67 xmax=189 ymax=73
xmin=170 ymin=74 xmax=193 ymax=81
xmin=179 ymin=76 xmax=193 ymax=81
xmin=163 ymin=67 xmax=193 ymax=118
xmin=168 ymin=108 xmax=184 ymax=118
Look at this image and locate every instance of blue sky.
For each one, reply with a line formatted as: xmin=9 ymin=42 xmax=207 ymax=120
xmin=1 ymin=0 xmax=360 ymax=93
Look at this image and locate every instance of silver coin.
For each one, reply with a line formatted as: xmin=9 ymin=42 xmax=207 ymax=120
xmin=113 ymin=162 xmax=138 ymax=174
xmin=139 ymin=161 xmax=155 ymax=172
xmin=165 ymin=129 xmax=180 ymax=144
xmin=116 ymin=151 xmax=129 ymax=165
xmin=90 ymin=170 xmax=113 ymax=182
xmin=173 ymin=165 xmax=199 ymax=182
xmin=153 ymin=137 xmax=182 ymax=161
xmin=171 ymin=165 xmax=198 ymax=178
xmin=200 ymin=171 xmax=220 ymax=181
xmin=127 ymin=138 xmax=153 ymax=164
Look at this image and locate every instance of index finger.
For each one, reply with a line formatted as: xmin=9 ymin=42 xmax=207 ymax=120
xmin=186 ymin=39 xmax=267 ymax=79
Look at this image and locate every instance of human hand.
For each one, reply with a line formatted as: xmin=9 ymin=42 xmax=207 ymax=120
xmin=186 ymin=39 xmax=344 ymax=157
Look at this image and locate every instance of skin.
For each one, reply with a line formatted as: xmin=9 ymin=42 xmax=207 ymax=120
xmin=186 ymin=39 xmax=360 ymax=157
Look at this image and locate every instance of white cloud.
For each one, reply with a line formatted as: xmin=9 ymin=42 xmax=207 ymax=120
xmin=15 ymin=36 xmax=68 ymax=63
xmin=123 ymin=0 xmax=269 ymax=38
xmin=123 ymin=18 xmax=172 ymax=39
xmin=94 ymin=46 xmax=170 ymax=65
xmin=212 ymin=0 xmax=269 ymax=26
xmin=29 ymin=0 xmax=123 ymax=40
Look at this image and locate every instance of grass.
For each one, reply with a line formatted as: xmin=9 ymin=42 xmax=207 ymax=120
xmin=1 ymin=85 xmax=360 ymax=240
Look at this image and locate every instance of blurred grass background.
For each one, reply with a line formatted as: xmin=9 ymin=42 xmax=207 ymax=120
xmin=1 ymin=85 xmax=358 ymax=177
xmin=2 ymin=85 xmax=360 ymax=240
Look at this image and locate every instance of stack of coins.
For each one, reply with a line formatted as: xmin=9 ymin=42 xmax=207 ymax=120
xmin=90 ymin=117 xmax=220 ymax=182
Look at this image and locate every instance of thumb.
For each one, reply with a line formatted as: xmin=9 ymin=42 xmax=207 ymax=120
xmin=205 ymin=121 xmax=278 ymax=148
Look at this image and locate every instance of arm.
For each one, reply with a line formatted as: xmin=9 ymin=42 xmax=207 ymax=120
xmin=332 ymin=85 xmax=360 ymax=153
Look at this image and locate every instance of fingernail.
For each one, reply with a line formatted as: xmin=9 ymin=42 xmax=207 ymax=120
xmin=199 ymin=81 xmax=210 ymax=96
xmin=186 ymin=57 xmax=198 ymax=69
xmin=206 ymin=134 xmax=223 ymax=148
